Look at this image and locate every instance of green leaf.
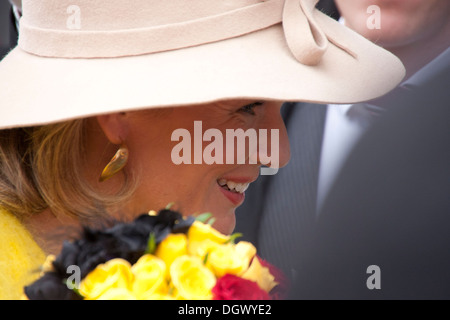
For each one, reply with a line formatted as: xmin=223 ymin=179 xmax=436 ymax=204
xmin=72 ymin=286 xmax=83 ymax=298
xmin=165 ymin=202 xmax=175 ymax=210
xmin=64 ymin=279 xmax=84 ymax=298
xmin=207 ymin=217 xmax=216 ymax=226
xmin=145 ymin=233 xmax=156 ymax=254
xmin=227 ymin=233 xmax=243 ymax=244
xmin=195 ymin=212 xmax=213 ymax=223
xmin=203 ymin=251 xmax=210 ymax=265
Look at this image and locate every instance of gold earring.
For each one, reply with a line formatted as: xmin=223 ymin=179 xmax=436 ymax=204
xmin=99 ymin=145 xmax=129 ymax=182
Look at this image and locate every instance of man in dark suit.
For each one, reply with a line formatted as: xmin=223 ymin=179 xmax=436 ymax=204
xmin=291 ymin=58 xmax=450 ymax=300
xmin=235 ymin=0 xmax=450 ymax=284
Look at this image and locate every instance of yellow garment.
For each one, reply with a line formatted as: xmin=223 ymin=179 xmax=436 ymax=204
xmin=0 ymin=209 xmax=46 ymax=299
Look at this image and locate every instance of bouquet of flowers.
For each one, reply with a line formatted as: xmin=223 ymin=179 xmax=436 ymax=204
xmin=24 ymin=208 xmax=287 ymax=300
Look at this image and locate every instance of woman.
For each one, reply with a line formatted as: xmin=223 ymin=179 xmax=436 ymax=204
xmin=0 ymin=0 xmax=404 ymax=299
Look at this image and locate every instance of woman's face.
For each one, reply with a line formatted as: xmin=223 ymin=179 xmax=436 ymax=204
xmin=104 ymin=100 xmax=290 ymax=234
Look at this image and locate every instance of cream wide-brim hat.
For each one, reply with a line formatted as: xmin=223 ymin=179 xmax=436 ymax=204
xmin=0 ymin=0 xmax=405 ymax=129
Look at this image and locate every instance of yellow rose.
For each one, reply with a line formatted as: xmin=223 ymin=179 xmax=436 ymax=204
xmin=206 ymin=241 xmax=257 ymax=277
xmin=155 ymin=233 xmax=188 ymax=274
xmin=79 ymin=258 xmax=134 ymax=300
xmin=138 ymin=291 xmax=175 ymax=300
xmin=131 ymin=254 xmax=168 ymax=298
xmin=96 ymin=288 xmax=137 ymax=300
xmin=170 ymin=255 xmax=216 ymax=300
xmin=241 ymin=257 xmax=278 ymax=292
xmin=187 ymin=221 xmax=230 ymax=259
xmin=188 ymin=238 xmax=222 ymax=262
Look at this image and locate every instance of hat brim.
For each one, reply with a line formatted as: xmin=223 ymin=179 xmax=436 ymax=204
xmin=0 ymin=11 xmax=405 ymax=129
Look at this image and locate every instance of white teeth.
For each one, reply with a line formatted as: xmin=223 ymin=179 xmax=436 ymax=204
xmin=227 ymin=181 xmax=237 ymax=190
xmin=218 ymin=179 xmax=250 ymax=194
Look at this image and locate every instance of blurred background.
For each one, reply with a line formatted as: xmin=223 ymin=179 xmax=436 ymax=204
xmin=0 ymin=0 xmax=18 ymax=59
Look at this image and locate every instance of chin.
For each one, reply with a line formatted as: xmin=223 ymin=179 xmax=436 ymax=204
xmin=210 ymin=207 xmax=236 ymax=235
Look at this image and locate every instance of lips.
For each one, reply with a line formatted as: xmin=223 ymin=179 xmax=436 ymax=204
xmin=217 ymin=176 xmax=257 ymax=206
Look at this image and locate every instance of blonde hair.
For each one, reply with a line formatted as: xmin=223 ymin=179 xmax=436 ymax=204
xmin=0 ymin=120 xmax=134 ymax=222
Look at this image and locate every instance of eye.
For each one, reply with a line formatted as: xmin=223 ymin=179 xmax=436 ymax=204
xmin=238 ymin=102 xmax=263 ymax=116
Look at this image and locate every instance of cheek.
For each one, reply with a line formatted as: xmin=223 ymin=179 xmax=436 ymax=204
xmin=134 ymin=144 xmax=222 ymax=201
xmin=129 ymin=113 xmax=224 ymax=189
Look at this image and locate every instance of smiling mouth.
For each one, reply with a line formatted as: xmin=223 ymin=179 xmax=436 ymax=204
xmin=217 ymin=179 xmax=250 ymax=194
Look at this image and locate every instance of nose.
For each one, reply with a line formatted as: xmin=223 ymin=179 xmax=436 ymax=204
xmin=250 ymin=102 xmax=290 ymax=170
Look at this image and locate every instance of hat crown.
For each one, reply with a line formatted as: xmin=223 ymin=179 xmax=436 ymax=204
xmin=22 ymin=0 xmax=262 ymax=31
xmin=19 ymin=0 xmax=342 ymax=65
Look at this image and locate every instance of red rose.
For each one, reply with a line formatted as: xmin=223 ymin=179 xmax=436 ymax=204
xmin=212 ymin=274 xmax=271 ymax=300
xmin=257 ymin=256 xmax=289 ymax=300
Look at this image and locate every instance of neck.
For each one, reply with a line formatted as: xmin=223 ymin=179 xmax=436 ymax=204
xmin=24 ymin=209 xmax=81 ymax=255
xmin=385 ymin=23 xmax=450 ymax=81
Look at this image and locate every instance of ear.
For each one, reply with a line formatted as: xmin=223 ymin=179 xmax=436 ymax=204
xmin=96 ymin=113 xmax=129 ymax=145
